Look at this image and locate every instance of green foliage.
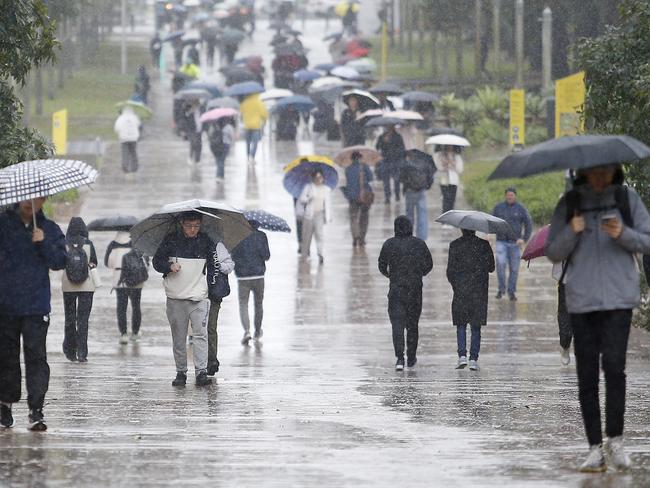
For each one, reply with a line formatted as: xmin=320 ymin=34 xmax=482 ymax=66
xmin=525 ymin=93 xmax=546 ymax=124
xmin=468 ymin=118 xmax=508 ymax=148
xmin=462 ymin=160 xmax=565 ymax=225
xmin=437 ymin=93 xmax=459 ymax=124
xmin=525 ymin=125 xmax=548 ymax=145
xmin=474 ymin=86 xmax=507 ymax=123
xmin=42 ymin=188 xmax=79 ymax=218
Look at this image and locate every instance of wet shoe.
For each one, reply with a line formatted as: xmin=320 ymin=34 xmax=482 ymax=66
xmin=509 ymin=294 xmax=518 ymax=301
xmin=131 ymin=332 xmax=141 ymax=343
xmin=119 ymin=334 xmax=129 ymax=345
xmin=495 ymin=291 xmax=503 ymax=299
xmin=28 ymin=409 xmax=47 ymax=432
xmin=318 ymin=254 xmax=324 ymax=265
xmin=172 ymin=372 xmax=187 ymax=387
xmin=77 ymin=357 xmax=88 ymax=363
xmin=579 ymin=445 xmax=606 ymax=473
xmin=407 ymin=357 xmax=417 ymax=368
xmin=195 ymin=372 xmax=212 ymax=387
xmin=352 ymin=238 xmax=358 ymax=247
xmin=241 ymin=332 xmax=252 ymax=345
xmin=188 ymin=335 xmax=194 ymax=345
xmin=395 ymin=358 xmax=405 ymax=371
xmin=468 ymin=360 xmax=480 ymax=371
xmin=207 ymin=362 xmax=220 ymax=376
xmin=560 ymin=347 xmax=571 ymax=366
xmin=456 ymin=356 xmax=468 ymax=369
xmin=1 ymin=403 xmax=14 ymax=428
xmin=64 ymin=354 xmax=77 ymax=362
xmin=605 ymin=436 xmax=631 ymax=470
xmin=254 ymin=329 xmax=263 ymax=341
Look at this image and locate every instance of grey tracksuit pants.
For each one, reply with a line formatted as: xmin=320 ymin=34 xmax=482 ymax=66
xmin=166 ymin=298 xmax=209 ymax=374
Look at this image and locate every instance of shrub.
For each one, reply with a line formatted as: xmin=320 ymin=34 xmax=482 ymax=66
xmin=474 ymin=86 xmax=507 ymax=123
xmin=469 ymin=118 xmax=508 ymax=148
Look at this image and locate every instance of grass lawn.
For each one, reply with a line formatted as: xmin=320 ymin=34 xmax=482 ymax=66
xmin=28 ymin=43 xmax=149 ymax=142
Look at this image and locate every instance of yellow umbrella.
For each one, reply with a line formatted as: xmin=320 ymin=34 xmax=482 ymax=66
xmin=335 ymin=1 xmax=350 ymax=17
xmin=283 ymin=155 xmax=335 ymax=172
xmin=283 ymin=155 xmax=338 ymax=198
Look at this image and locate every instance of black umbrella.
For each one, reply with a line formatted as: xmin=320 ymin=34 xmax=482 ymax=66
xmin=88 ymin=216 xmax=139 ymax=232
xmin=405 ymin=149 xmax=436 ymax=173
xmin=402 ymin=91 xmax=439 ymax=103
xmin=222 ymin=66 xmax=258 ymax=85
xmin=488 ymin=135 xmax=650 ymax=181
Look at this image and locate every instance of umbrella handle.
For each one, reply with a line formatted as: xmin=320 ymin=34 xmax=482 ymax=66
xmin=31 ymin=199 xmax=38 ymax=229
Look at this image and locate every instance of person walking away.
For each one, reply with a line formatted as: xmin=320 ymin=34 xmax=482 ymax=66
xmin=152 ymin=211 xmax=219 ymax=387
xmin=240 ymin=92 xmax=268 ymax=162
xmin=344 ymin=152 xmax=374 ymax=247
xmin=400 ymin=150 xmax=435 ymax=240
xmin=491 ymin=187 xmax=532 ymax=301
xmin=433 ymin=144 xmax=464 ymax=214
xmin=134 ymin=65 xmax=150 ymax=105
xmin=231 ymin=220 xmax=270 ymax=346
xmin=298 ymin=170 xmax=332 ymax=264
xmin=276 ymin=107 xmax=300 ymax=141
xmin=61 ymin=217 xmax=97 ymax=362
xmin=376 ymin=125 xmax=405 ymax=203
xmin=207 ymin=117 xmax=235 ymax=181
xmin=114 ymin=106 xmax=141 ymax=174
xmin=378 ymin=216 xmax=433 ymax=370
xmin=340 ymin=95 xmax=365 ymax=147
xmin=150 ymin=33 xmax=162 ymax=68
xmin=105 ymin=231 xmax=149 ymax=344
xmin=446 ymin=229 xmax=495 ymax=371
xmin=545 ymin=164 xmax=650 ymax=472
xmin=185 ymin=101 xmax=203 ymax=164
xmin=0 ymin=198 xmax=66 ymax=431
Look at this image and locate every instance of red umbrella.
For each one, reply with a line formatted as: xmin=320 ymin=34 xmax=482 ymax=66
xmin=200 ymin=107 xmax=239 ymax=124
xmin=522 ymin=225 xmax=550 ymax=261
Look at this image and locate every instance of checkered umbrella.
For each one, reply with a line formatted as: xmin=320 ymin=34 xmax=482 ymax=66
xmin=243 ymin=210 xmax=291 ymax=233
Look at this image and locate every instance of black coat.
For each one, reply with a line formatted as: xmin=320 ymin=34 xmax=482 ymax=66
xmin=446 ymin=234 xmax=495 ymax=326
xmin=340 ymin=108 xmax=365 ymax=147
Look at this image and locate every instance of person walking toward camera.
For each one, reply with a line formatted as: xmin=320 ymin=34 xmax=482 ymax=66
xmin=433 ymin=145 xmax=464 ymax=214
xmin=297 ymin=170 xmax=332 ymax=264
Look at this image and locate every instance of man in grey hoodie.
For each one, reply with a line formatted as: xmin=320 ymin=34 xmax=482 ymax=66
xmin=546 ymin=164 xmax=650 ymax=473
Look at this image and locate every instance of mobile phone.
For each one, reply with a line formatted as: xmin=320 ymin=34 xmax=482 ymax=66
xmin=601 ymin=213 xmax=617 ymax=222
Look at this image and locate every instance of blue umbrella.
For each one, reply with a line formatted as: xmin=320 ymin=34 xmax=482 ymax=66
xmin=293 ymin=69 xmax=322 ymax=82
xmin=283 ymin=156 xmax=339 ymax=198
xmin=224 ymin=81 xmax=265 ymax=97
xmin=192 ymin=12 xmax=210 ymax=24
xmin=186 ymin=81 xmax=221 ymax=98
xmin=163 ymin=30 xmax=185 ymax=42
xmin=243 ymin=210 xmax=291 ymax=233
xmin=314 ymin=62 xmax=337 ymax=73
xmin=271 ymin=95 xmax=315 ymax=113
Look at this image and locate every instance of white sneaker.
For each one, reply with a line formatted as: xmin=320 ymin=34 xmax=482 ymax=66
xmin=130 ymin=332 xmax=141 ymax=343
xmin=456 ymin=356 xmax=468 ymax=369
xmin=241 ymin=332 xmax=252 ymax=345
xmin=560 ymin=347 xmax=571 ymax=366
xmin=579 ymin=445 xmax=607 ymax=473
xmin=605 ymin=436 xmax=632 ymax=470
xmin=119 ymin=334 xmax=129 ymax=345
xmin=468 ymin=359 xmax=480 ymax=371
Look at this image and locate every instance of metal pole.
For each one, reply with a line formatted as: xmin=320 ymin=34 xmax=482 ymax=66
xmin=515 ymin=0 xmax=524 ymax=87
xmin=492 ymin=0 xmax=501 ymax=76
xmin=121 ymin=0 xmax=127 ymax=75
xmin=406 ymin=0 xmax=413 ymax=62
xmin=475 ymin=0 xmax=481 ymax=76
xmin=381 ymin=21 xmax=388 ymax=80
xmin=542 ymin=7 xmax=552 ymax=92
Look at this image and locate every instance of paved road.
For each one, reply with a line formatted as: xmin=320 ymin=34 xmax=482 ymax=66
xmin=2 ymin=15 xmax=650 ymax=488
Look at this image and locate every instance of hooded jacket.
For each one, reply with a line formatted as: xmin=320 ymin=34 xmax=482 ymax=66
xmin=378 ymin=216 xmax=433 ymax=300
xmin=62 ymin=217 xmax=98 ymax=293
xmin=240 ymin=94 xmax=268 ymax=130
xmin=231 ymin=222 xmax=271 ymax=279
xmin=0 ymin=207 xmax=66 ymax=316
xmin=114 ymin=106 xmax=141 ymax=142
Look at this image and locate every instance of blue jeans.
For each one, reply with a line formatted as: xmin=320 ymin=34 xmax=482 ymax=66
xmin=214 ymin=144 xmax=229 ymax=178
xmin=382 ymin=170 xmax=400 ymax=200
xmin=456 ymin=324 xmax=481 ymax=360
xmin=245 ymin=130 xmax=261 ymax=158
xmin=405 ymin=190 xmax=428 ymax=240
xmin=496 ymin=240 xmax=521 ymax=295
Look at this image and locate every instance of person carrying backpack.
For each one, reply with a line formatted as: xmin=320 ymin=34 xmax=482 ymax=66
xmin=105 ymin=231 xmax=149 ymax=344
xmin=400 ymin=149 xmax=436 ymax=240
xmin=61 ymin=217 xmax=97 ymax=362
xmin=207 ymin=117 xmax=235 ymax=181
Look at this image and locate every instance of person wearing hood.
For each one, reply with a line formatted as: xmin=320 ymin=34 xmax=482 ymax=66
xmin=545 ymin=164 xmax=650 ymax=473
xmin=61 ymin=217 xmax=98 ymax=362
xmin=378 ymin=216 xmax=433 ymax=370
xmin=340 ymin=95 xmax=365 ymax=147
xmin=344 ymin=152 xmax=374 ymax=247
xmin=114 ymin=106 xmax=141 ymax=174
xmin=446 ymin=229 xmax=495 ymax=371
xmin=0 ymin=198 xmax=66 ymax=431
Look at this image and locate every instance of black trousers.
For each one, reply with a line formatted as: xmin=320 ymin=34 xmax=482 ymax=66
xmin=557 ymin=283 xmax=572 ymax=350
xmin=189 ymin=132 xmax=202 ymax=163
xmin=440 ymin=185 xmax=457 ymax=214
xmin=571 ymin=309 xmax=632 ymax=446
xmin=63 ymin=292 xmax=94 ymax=360
xmin=116 ymin=288 xmax=142 ymax=335
xmin=0 ymin=314 xmax=50 ymax=410
xmin=388 ymin=295 xmax=422 ymax=360
xmin=208 ymin=298 xmax=222 ymax=370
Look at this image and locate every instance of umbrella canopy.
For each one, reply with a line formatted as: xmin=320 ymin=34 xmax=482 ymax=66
xmin=131 ymin=199 xmax=252 ymax=255
xmin=116 ymin=100 xmax=153 ymax=119
xmin=346 ymin=57 xmax=377 ymax=75
xmin=87 ymin=216 xmax=139 ymax=232
xmin=436 ymin=210 xmax=516 ymax=239
xmin=200 ymin=107 xmax=239 ymax=124
xmin=356 ymin=109 xmax=384 ymax=122
xmin=314 ymin=62 xmax=337 ymax=72
xmin=342 ymin=89 xmax=380 ymax=111
xmin=369 ymin=81 xmax=403 ymax=95
xmin=293 ymin=69 xmax=322 ymax=82
xmin=402 ymin=91 xmax=439 ymax=103
xmin=322 ymin=33 xmax=343 ymax=42
xmin=191 ymin=12 xmax=210 ymax=24
xmin=488 ymin=135 xmax=650 ymax=181
xmin=331 ymin=65 xmax=360 ymax=80
xmin=222 ymin=27 xmax=247 ymax=45
xmin=186 ymin=81 xmax=221 ymax=97
xmin=224 ymin=81 xmax=264 ymax=97
xmin=522 ymin=225 xmax=550 ymax=261
xmin=173 ymin=88 xmax=212 ymax=101
xmin=222 ymin=66 xmax=258 ymax=85
xmin=271 ymin=95 xmax=315 ymax=113
xmin=260 ymin=88 xmax=294 ymax=102
xmin=334 ymin=146 xmax=382 ymax=167
xmin=162 ymin=30 xmax=185 ymax=42
xmin=206 ymin=96 xmax=240 ymax=110
xmin=283 ymin=155 xmax=339 ymax=198
xmin=405 ymin=149 xmax=436 ymax=170
xmin=389 ymin=110 xmax=424 ymax=121
xmin=311 ymin=76 xmax=347 ymax=90
xmin=426 ymin=134 xmax=471 ymax=147
xmin=243 ymin=210 xmax=291 ymax=233
xmin=365 ymin=116 xmax=403 ymax=128
xmin=0 ymin=159 xmax=98 ymax=207
xmin=427 ymin=126 xmax=463 ymax=136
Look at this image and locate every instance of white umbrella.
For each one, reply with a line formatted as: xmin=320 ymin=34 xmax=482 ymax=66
xmin=346 ymin=57 xmax=377 ymax=75
xmin=331 ymin=65 xmax=360 ymax=80
xmin=260 ymin=88 xmax=294 ymax=102
xmin=425 ymin=134 xmax=471 ymax=147
xmin=390 ymin=110 xmax=424 ymax=121
xmin=435 ymin=210 xmax=515 ymax=238
xmin=311 ymin=76 xmax=347 ymax=89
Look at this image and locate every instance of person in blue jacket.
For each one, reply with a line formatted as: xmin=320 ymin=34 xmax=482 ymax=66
xmin=0 ymin=198 xmax=67 ymax=431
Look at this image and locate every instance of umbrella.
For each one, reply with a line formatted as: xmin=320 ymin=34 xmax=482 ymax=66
xmin=224 ymin=81 xmax=264 ymax=97
xmin=293 ymin=69 xmax=322 ymax=82
xmin=206 ymin=96 xmax=240 ymax=110
xmin=271 ymin=95 xmax=315 ymax=113
xmin=522 ymin=225 xmax=551 ymax=261
xmin=342 ymin=89 xmax=380 ymax=111
xmin=322 ymin=33 xmax=343 ymax=42
xmin=356 ymin=109 xmax=384 ymax=122
xmin=221 ymin=27 xmax=247 ymax=45
xmin=260 ymin=88 xmax=294 ymax=102
xmin=365 ymin=116 xmax=402 ymax=128
xmin=389 ymin=110 xmax=424 ymax=121
xmin=401 ymin=149 xmax=437 ymax=187
xmin=426 ymin=134 xmax=471 ymax=147
xmin=346 ymin=57 xmax=377 ymax=75
xmin=435 ymin=210 xmax=516 ymax=239
xmin=186 ymin=81 xmax=221 ymax=98
xmin=222 ymin=66 xmax=259 ymax=85
xmin=488 ymin=135 xmax=650 ymax=181
xmin=369 ymin=82 xmax=403 ymax=95
xmin=192 ymin=12 xmax=210 ymax=24
xmin=402 ymin=91 xmax=439 ymax=103
xmin=283 ymin=155 xmax=339 ymax=198
xmin=173 ymin=88 xmax=212 ymax=101
xmin=87 ymin=216 xmax=139 ymax=232
xmin=131 ymin=199 xmax=252 ymax=255
xmin=427 ymin=126 xmax=463 ymax=136
xmin=331 ymin=65 xmax=360 ymax=80
xmin=116 ymin=100 xmax=153 ymax=119
xmin=243 ymin=210 xmax=291 ymax=233
xmin=200 ymin=107 xmax=239 ymax=124
xmin=314 ymin=62 xmax=337 ymax=72
xmin=163 ymin=30 xmax=185 ymax=42
xmin=334 ymin=146 xmax=382 ymax=167
xmin=311 ymin=76 xmax=347 ymax=90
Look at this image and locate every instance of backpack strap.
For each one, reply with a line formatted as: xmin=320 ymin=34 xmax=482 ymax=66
xmin=615 ymin=185 xmax=634 ymax=228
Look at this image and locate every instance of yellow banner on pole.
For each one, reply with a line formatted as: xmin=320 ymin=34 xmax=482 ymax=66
xmin=509 ymin=89 xmax=525 ymax=147
xmin=381 ymin=21 xmax=388 ymax=81
xmin=52 ymin=109 xmax=68 ymax=155
xmin=555 ymin=71 xmax=585 ymax=138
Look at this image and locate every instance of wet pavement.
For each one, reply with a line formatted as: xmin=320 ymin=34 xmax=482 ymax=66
xmin=3 ymin=15 xmax=650 ymax=488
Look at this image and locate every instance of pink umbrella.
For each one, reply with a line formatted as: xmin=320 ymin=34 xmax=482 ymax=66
xmin=200 ymin=107 xmax=239 ymax=124
xmin=522 ymin=224 xmax=550 ymax=261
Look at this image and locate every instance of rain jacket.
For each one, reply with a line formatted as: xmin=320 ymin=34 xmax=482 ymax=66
xmin=0 ymin=207 xmax=66 ymax=316
xmin=340 ymin=108 xmax=365 ymax=146
xmin=62 ymin=217 xmax=98 ymax=293
xmin=433 ymin=151 xmax=463 ymax=186
xmin=231 ymin=222 xmax=270 ymax=279
xmin=378 ymin=216 xmax=433 ymax=301
xmin=376 ymin=130 xmax=406 ymax=170
xmin=114 ymin=106 xmax=141 ymax=142
xmin=343 ymin=161 xmax=373 ymax=202
xmin=297 ymin=183 xmax=332 ymax=222
xmin=492 ymin=201 xmax=533 ymax=242
xmin=240 ymin=94 xmax=268 ymax=130
xmin=545 ymin=184 xmax=650 ymax=314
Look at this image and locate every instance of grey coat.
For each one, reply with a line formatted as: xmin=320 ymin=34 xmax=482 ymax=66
xmin=545 ymin=185 xmax=650 ymax=314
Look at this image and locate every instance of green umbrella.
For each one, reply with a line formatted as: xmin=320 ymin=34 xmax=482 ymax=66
xmin=116 ymin=100 xmax=153 ymax=120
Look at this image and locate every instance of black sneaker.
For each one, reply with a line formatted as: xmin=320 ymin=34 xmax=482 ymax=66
xmin=195 ymin=372 xmax=212 ymax=387
xmin=207 ymin=362 xmax=220 ymax=376
xmin=1 ymin=403 xmax=14 ymax=428
xmin=495 ymin=291 xmax=504 ymax=299
xmin=395 ymin=357 xmax=405 ymax=371
xmin=172 ymin=372 xmax=187 ymax=387
xmin=407 ymin=357 xmax=417 ymax=368
xmin=28 ymin=409 xmax=47 ymax=431
xmin=509 ymin=294 xmax=518 ymax=301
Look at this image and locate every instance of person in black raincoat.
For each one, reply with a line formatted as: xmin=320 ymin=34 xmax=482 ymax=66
xmin=378 ymin=216 xmax=433 ymax=370
xmin=446 ymin=229 xmax=495 ymax=371
xmin=376 ymin=125 xmax=405 ymax=203
xmin=340 ymin=95 xmax=365 ymax=147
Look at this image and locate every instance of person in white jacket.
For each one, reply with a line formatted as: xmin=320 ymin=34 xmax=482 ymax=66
xmin=297 ymin=170 xmax=332 ymax=265
xmin=433 ymin=145 xmax=464 ymax=215
xmin=114 ymin=106 xmax=141 ymax=173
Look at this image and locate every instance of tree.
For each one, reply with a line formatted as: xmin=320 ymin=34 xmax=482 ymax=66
xmin=0 ymin=0 xmax=58 ymax=167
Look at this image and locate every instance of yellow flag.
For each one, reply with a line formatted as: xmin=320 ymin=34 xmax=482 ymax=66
xmin=509 ymin=89 xmax=525 ymax=147
xmin=52 ymin=109 xmax=68 ymax=155
xmin=555 ymin=72 xmax=585 ymax=138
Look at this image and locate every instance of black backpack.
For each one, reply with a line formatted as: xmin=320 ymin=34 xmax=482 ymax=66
xmin=118 ymin=250 xmax=149 ymax=288
xmin=65 ymin=242 xmax=89 ymax=284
